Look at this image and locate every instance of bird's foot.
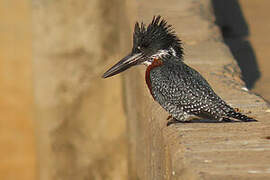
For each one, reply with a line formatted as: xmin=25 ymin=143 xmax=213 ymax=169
xmin=167 ymin=117 xmax=191 ymax=126
xmin=167 ymin=115 xmax=173 ymax=120
xmin=167 ymin=117 xmax=180 ymax=126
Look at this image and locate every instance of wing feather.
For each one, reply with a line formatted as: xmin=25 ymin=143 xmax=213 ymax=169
xmin=149 ymin=58 xmax=231 ymax=119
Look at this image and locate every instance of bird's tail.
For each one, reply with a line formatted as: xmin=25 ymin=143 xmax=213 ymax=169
xmin=226 ymin=109 xmax=257 ymax=122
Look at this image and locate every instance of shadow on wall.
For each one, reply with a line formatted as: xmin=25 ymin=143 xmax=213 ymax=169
xmin=211 ymin=0 xmax=260 ymax=89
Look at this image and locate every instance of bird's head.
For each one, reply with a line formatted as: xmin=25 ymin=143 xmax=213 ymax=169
xmin=102 ymin=15 xmax=183 ymax=78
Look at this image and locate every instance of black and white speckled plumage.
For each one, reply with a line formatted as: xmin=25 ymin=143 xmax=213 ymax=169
xmin=103 ymin=15 xmax=257 ymax=123
xmin=149 ymin=55 xmax=255 ymax=122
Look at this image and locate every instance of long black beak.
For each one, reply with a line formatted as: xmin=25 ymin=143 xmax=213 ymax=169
xmin=102 ymin=53 xmax=143 ymax=78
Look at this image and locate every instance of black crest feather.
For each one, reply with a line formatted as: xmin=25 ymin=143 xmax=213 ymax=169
xmin=133 ymin=15 xmax=183 ymax=58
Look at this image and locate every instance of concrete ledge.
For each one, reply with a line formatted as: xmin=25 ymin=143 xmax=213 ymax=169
xmin=124 ymin=0 xmax=270 ymax=179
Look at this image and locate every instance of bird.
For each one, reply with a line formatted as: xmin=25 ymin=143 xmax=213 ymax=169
xmin=102 ymin=15 xmax=257 ymax=125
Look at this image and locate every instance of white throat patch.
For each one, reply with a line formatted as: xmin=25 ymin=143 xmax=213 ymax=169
xmin=142 ymin=47 xmax=177 ymax=67
xmin=142 ymin=61 xmax=152 ymax=66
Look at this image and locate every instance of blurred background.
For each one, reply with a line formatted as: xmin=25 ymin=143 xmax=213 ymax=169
xmin=0 ymin=0 xmax=269 ymax=180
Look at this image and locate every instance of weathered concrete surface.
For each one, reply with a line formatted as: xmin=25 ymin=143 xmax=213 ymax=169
xmin=0 ymin=1 xmax=36 ymax=180
xmin=124 ymin=0 xmax=270 ymax=179
xmin=33 ymin=0 xmax=135 ymax=179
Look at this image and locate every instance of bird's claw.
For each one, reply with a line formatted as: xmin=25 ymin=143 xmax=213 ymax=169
xmin=167 ymin=118 xmax=180 ymax=126
xmin=167 ymin=115 xmax=173 ymax=120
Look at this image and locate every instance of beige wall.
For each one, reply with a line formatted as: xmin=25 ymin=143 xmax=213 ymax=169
xmin=32 ymin=0 xmax=135 ymax=180
xmin=0 ymin=0 xmax=136 ymax=179
xmin=0 ymin=0 xmax=36 ymax=180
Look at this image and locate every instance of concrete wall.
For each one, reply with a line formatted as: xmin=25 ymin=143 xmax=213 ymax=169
xmin=33 ymin=0 xmax=135 ymax=179
xmin=125 ymin=0 xmax=270 ymax=179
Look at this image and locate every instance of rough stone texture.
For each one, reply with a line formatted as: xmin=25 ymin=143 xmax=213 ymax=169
xmin=125 ymin=0 xmax=270 ymax=179
xmin=32 ymin=0 xmax=135 ymax=179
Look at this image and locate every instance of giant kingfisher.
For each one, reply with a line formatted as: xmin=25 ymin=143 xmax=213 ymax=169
xmin=102 ymin=16 xmax=257 ymax=125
